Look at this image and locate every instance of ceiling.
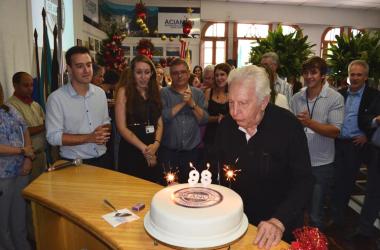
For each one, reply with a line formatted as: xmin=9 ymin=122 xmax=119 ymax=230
xmin=202 ymin=0 xmax=380 ymax=10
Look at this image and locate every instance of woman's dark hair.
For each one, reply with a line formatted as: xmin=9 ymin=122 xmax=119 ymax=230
xmin=104 ymin=70 xmax=120 ymax=85
xmin=193 ymin=65 xmax=203 ymax=82
xmin=214 ymin=63 xmax=232 ymax=93
xmin=189 ymin=73 xmax=198 ymax=86
xmin=119 ymin=55 xmax=162 ymax=115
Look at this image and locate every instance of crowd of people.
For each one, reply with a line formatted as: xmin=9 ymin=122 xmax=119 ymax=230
xmin=1 ymin=45 xmax=380 ymax=249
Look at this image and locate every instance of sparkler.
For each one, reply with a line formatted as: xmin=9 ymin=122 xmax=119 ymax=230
xmin=223 ymin=165 xmax=241 ymax=188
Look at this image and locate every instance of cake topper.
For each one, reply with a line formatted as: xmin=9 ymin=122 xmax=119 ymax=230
xmin=188 ymin=162 xmax=213 ymax=186
xmin=223 ymin=158 xmax=241 ymax=188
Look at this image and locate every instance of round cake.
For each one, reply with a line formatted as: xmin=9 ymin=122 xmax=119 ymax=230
xmin=144 ymin=183 xmax=248 ymax=248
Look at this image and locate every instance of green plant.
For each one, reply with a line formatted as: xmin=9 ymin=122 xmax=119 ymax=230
xmin=327 ymin=31 xmax=380 ymax=86
xmin=250 ymin=25 xmax=315 ymax=78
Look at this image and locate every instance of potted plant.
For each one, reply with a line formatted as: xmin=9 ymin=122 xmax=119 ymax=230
xmin=250 ymin=25 xmax=315 ymax=79
xmin=327 ymin=31 xmax=380 ymax=88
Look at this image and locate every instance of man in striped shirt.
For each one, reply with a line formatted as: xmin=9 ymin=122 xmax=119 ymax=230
xmin=291 ymin=56 xmax=344 ymax=230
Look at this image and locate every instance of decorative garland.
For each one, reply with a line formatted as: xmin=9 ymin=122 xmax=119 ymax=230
xmin=136 ymin=38 xmax=154 ymax=59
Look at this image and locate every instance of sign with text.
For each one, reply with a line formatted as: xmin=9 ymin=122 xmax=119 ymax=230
xmin=158 ymin=12 xmax=200 ymax=35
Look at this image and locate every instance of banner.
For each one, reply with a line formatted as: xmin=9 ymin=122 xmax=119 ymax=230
xmin=158 ymin=12 xmax=200 ymax=35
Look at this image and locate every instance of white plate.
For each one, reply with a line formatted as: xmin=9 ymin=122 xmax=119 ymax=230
xmin=144 ymin=211 xmax=249 ymax=249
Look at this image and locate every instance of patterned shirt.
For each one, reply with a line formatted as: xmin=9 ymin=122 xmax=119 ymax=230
xmin=291 ymin=83 xmax=344 ymax=167
xmin=275 ymin=75 xmax=293 ymax=105
xmin=0 ymin=106 xmax=27 ymax=178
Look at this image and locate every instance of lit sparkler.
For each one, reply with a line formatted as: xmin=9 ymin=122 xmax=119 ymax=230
xmin=223 ymin=165 xmax=241 ymax=187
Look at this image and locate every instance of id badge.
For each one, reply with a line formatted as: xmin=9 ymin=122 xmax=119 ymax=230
xmin=145 ymin=125 xmax=155 ymax=134
xmin=304 ymin=127 xmax=315 ymax=134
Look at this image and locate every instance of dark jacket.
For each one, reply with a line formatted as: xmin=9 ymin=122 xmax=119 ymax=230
xmin=214 ymin=104 xmax=313 ymax=241
xmin=339 ymin=85 xmax=380 ymax=138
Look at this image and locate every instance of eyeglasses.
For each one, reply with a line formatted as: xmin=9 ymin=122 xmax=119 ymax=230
xmin=171 ymin=70 xmax=189 ymax=77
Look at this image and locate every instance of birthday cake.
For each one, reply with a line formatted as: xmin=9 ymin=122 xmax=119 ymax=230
xmin=144 ymin=183 xmax=248 ymax=248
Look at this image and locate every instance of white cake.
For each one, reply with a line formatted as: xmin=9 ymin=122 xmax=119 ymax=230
xmin=144 ymin=183 xmax=248 ymax=248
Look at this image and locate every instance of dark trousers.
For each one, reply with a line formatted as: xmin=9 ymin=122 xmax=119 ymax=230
xmin=62 ymin=153 xmax=111 ymax=169
xmin=358 ymin=145 xmax=380 ymax=236
xmin=331 ymin=138 xmax=367 ymax=224
xmin=158 ymin=146 xmax=201 ymax=184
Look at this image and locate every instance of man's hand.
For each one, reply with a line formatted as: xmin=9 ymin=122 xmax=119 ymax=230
xmin=183 ymin=90 xmax=195 ymax=107
xmin=254 ymin=218 xmax=284 ymax=249
xmin=20 ymin=158 xmax=33 ymax=176
xmin=375 ymin=115 xmax=380 ymax=125
xmin=90 ymin=124 xmax=111 ymax=144
xmin=353 ymin=135 xmax=367 ymax=146
xmin=296 ymin=110 xmax=311 ymax=127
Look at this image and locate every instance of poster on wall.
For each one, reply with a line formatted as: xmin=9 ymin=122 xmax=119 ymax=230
xmin=158 ymin=7 xmax=200 ymax=35
xmin=83 ymin=0 xmax=99 ymax=25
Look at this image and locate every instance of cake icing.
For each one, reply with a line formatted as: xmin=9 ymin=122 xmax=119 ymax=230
xmin=144 ymin=183 xmax=248 ymax=248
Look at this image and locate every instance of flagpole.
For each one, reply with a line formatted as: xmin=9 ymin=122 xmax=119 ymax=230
xmin=33 ymin=29 xmax=41 ymax=89
xmin=57 ymin=0 xmax=64 ymax=86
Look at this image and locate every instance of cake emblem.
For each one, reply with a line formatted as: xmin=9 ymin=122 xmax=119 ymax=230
xmin=173 ymin=187 xmax=223 ymax=208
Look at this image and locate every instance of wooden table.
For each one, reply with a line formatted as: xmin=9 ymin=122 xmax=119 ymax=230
xmin=23 ymin=162 xmax=290 ymax=250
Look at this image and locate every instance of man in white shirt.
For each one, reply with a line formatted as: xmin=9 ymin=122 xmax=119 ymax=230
xmin=46 ymin=46 xmax=111 ymax=168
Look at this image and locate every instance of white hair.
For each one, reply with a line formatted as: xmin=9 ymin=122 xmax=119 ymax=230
xmin=261 ymin=52 xmax=280 ymax=65
xmin=348 ymin=60 xmax=369 ymax=76
xmin=228 ymin=65 xmax=271 ymax=101
xmin=203 ymin=64 xmax=215 ymax=76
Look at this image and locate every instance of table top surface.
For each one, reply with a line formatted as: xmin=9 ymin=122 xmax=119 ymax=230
xmin=23 ymin=162 xmax=289 ymax=250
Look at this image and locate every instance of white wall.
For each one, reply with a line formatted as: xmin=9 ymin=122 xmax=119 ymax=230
xmin=0 ymin=0 xmax=34 ymax=99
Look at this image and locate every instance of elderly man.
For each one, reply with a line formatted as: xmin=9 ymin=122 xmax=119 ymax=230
xmin=260 ymin=52 xmax=293 ymax=104
xmin=159 ymin=58 xmax=208 ymax=183
xmin=202 ymin=64 xmax=215 ymax=91
xmin=46 ymin=46 xmax=111 ymax=168
xmin=214 ymin=65 xmax=313 ymax=249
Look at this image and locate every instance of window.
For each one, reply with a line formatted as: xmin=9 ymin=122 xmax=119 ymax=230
xmin=235 ymin=24 xmax=269 ymax=67
xmin=281 ymin=25 xmax=300 ymax=37
xmin=201 ymin=22 xmax=227 ymax=68
xmin=321 ymin=27 xmax=342 ymax=58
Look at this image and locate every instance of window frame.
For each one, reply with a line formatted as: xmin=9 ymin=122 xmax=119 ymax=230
xmin=200 ymin=22 xmax=228 ymax=67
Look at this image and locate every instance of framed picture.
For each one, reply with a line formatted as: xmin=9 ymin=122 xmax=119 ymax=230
xmin=95 ymin=39 xmax=100 ymax=52
xmin=77 ymin=39 xmax=82 ymax=46
xmin=89 ymin=37 xmax=95 ymax=51
xmin=84 ymin=41 xmax=89 ymax=49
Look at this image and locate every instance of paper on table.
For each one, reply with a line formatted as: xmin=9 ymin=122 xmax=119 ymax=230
xmin=102 ymin=208 xmax=139 ymax=227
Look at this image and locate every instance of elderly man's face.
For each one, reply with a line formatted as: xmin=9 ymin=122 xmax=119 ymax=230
xmin=349 ymin=64 xmax=368 ymax=92
xmin=260 ymin=57 xmax=277 ymax=74
xmin=228 ymin=79 xmax=268 ymax=130
xmin=203 ymin=70 xmax=214 ymax=88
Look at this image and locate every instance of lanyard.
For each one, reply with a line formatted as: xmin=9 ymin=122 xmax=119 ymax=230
xmin=306 ymin=92 xmax=321 ymax=119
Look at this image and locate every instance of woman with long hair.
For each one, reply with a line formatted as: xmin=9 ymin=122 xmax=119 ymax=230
xmin=193 ymin=65 xmax=203 ymax=83
xmin=115 ymin=55 xmax=163 ymax=182
xmin=204 ymin=63 xmax=231 ymax=152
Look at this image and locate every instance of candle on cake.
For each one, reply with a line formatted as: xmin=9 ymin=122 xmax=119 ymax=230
xmin=188 ymin=162 xmax=199 ymax=185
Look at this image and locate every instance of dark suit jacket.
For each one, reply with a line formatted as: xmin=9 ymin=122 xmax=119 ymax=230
xmin=339 ymin=85 xmax=380 ymax=138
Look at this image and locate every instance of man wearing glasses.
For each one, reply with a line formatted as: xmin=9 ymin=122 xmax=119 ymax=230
xmin=159 ymin=58 xmax=208 ymax=183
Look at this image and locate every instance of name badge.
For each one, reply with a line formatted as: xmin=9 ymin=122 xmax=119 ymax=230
xmin=145 ymin=125 xmax=155 ymax=134
xmin=304 ymin=127 xmax=315 ymax=134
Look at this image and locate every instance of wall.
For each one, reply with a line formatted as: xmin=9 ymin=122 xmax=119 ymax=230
xmin=0 ymin=0 xmax=34 ymax=99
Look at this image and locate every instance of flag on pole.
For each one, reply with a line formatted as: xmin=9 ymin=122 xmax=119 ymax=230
xmin=180 ymin=40 xmax=187 ymax=59
xmin=51 ymin=25 xmax=59 ymax=93
xmin=32 ymin=29 xmax=41 ymax=103
xmin=39 ymin=8 xmax=52 ymax=111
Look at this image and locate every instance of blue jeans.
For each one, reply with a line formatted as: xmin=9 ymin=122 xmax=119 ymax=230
xmin=309 ymin=163 xmax=334 ymax=230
